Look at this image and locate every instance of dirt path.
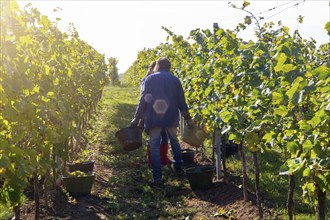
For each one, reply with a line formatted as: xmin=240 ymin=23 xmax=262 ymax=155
xmin=19 ymin=87 xmax=281 ymax=220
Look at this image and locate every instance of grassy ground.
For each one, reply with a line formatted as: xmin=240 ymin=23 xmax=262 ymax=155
xmin=190 ymin=135 xmax=323 ymax=218
xmin=85 ymin=86 xmax=202 ymax=219
xmin=0 ymin=204 xmax=12 ymax=220
xmin=224 ymin=148 xmax=323 ymax=219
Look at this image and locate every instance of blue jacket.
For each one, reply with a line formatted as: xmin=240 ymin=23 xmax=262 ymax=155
xmin=134 ymin=71 xmax=189 ymax=131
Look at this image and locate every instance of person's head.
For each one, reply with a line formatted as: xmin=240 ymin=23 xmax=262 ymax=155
xmin=147 ymin=61 xmax=156 ymax=75
xmin=154 ymin=57 xmax=171 ymax=72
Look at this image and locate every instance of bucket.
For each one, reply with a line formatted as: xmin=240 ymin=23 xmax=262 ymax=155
xmin=181 ymin=125 xmax=208 ymax=147
xmin=67 ymin=160 xmax=94 ymax=173
xmin=223 ymin=143 xmax=239 ymax=158
xmin=115 ymin=127 xmax=142 ymax=151
xmin=62 ymin=174 xmax=95 ymax=196
xmin=181 ymin=148 xmax=195 ymax=166
xmin=184 ymin=165 xmax=214 ymax=189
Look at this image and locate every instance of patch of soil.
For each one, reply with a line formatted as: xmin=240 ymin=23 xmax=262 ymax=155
xmin=19 ymin=143 xmax=282 ymax=220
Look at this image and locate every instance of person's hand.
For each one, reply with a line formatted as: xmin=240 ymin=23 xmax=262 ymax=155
xmin=130 ymin=118 xmax=139 ymax=127
xmin=186 ymin=118 xmax=194 ymax=128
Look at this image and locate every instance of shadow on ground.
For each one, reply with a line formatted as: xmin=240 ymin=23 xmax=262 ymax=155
xmin=110 ymin=103 xmax=137 ymax=129
xmin=104 ymin=102 xmax=138 ymax=148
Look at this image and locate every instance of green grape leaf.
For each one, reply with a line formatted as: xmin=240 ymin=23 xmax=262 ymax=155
xmin=274 ymin=106 xmax=287 ymax=117
xmin=302 ymin=139 xmax=313 ymax=153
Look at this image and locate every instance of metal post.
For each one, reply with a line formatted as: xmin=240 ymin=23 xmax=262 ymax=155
xmin=215 ymin=129 xmax=222 ymax=180
xmin=213 ymin=22 xmax=222 ymax=180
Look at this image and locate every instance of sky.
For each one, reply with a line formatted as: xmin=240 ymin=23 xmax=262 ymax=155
xmin=17 ymin=0 xmax=330 ymax=74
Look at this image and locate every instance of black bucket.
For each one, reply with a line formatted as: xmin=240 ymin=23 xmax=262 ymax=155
xmin=223 ymin=143 xmax=239 ymax=158
xmin=115 ymin=127 xmax=142 ymax=151
xmin=184 ymin=165 xmax=214 ymax=190
xmin=181 ymin=148 xmax=195 ymax=166
xmin=62 ymin=174 xmax=95 ymax=196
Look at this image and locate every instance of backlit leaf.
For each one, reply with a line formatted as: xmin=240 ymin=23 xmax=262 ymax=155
xmin=302 ymin=139 xmax=313 ymax=153
xmin=272 ymin=92 xmax=283 ymax=104
xmin=282 ymin=64 xmax=296 ymax=73
xmin=274 ymin=106 xmax=287 ymax=116
xmin=298 ymin=120 xmax=310 ymax=131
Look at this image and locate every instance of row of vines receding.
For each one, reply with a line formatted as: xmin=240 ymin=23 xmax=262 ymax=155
xmin=1 ymin=1 xmax=107 ymax=219
xmin=124 ymin=2 xmax=330 ymax=219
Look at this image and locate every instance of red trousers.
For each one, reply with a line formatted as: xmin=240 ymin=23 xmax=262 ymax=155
xmin=147 ymin=143 xmax=172 ymax=166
